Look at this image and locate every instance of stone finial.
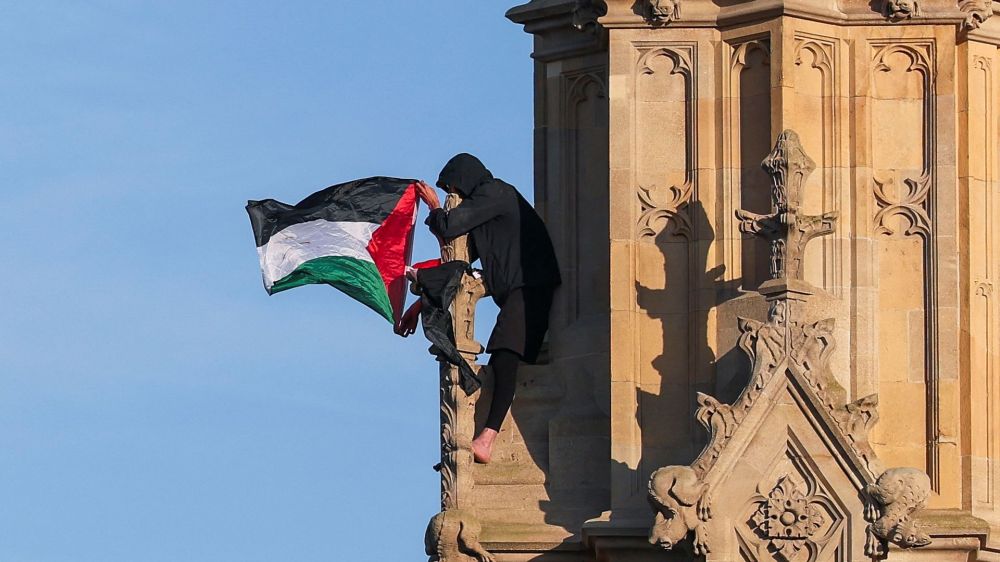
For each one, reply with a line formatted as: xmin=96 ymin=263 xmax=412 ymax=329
xmin=761 ymin=129 xmax=815 ymax=214
xmin=735 ymin=130 xmax=838 ymax=287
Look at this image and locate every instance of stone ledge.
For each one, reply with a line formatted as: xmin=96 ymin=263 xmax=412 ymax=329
xmin=917 ymin=508 xmax=992 ymax=534
xmin=481 ymin=521 xmax=580 ymax=548
xmin=474 ymin=461 xmax=549 ymax=485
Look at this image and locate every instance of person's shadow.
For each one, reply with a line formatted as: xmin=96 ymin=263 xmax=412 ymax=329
xmin=632 ymin=199 xmax=748 ymax=496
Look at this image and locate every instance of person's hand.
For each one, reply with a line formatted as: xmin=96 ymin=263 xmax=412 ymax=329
xmin=394 ymin=301 xmax=421 ymax=337
xmin=415 ymin=180 xmax=442 ymax=210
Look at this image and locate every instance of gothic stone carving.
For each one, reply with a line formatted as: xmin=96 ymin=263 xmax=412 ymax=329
xmin=425 ymin=509 xmax=495 ymax=562
xmin=733 ymin=308 xmax=931 ymax=558
xmin=695 ymin=392 xmax=737 ymax=441
xmin=635 ymin=44 xmax=697 ymax=240
xmin=692 ymin=390 xmax=744 ymax=476
xmin=736 ymin=130 xmax=838 ymax=281
xmin=959 ymin=0 xmax=994 ymax=29
xmin=648 ymin=466 xmax=711 ymax=554
xmin=740 ymin=312 xmax=840 ymax=399
xmin=643 ymin=0 xmax=681 ymax=23
xmin=883 ymin=0 xmax=921 ymax=20
xmin=873 ymin=173 xmax=931 ymax=238
xmin=691 ymin=313 xmax=837 ymax=473
xmin=649 ymin=131 xmax=932 ymax=560
xmin=749 ymin=476 xmax=827 ymax=560
xmin=834 ymin=394 xmax=881 ymax=471
xmin=865 ymin=468 xmax=933 ymax=557
xmin=638 ymin=184 xmax=693 ymax=239
xmin=838 ymin=394 xmax=879 ymax=440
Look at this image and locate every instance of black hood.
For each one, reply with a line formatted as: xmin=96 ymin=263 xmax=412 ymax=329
xmin=436 ymin=153 xmax=493 ymax=197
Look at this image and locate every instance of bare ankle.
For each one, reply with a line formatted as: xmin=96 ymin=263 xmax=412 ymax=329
xmin=475 ymin=428 xmax=499 ymax=444
xmin=472 ymin=429 xmax=499 ymax=464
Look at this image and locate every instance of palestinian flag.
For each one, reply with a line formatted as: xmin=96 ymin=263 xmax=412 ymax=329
xmin=246 ymin=177 xmax=418 ymax=323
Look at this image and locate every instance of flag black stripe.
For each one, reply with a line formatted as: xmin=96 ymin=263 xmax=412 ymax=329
xmin=246 ymin=176 xmax=415 ymax=248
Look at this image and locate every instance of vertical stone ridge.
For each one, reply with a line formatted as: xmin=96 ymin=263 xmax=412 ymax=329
xmin=425 ymin=193 xmax=493 ymax=562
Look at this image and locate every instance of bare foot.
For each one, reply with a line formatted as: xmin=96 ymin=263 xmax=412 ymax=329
xmin=471 ymin=428 xmax=498 ymax=464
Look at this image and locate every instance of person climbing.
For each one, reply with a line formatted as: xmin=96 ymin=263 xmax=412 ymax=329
xmin=394 ymin=153 xmax=561 ymax=464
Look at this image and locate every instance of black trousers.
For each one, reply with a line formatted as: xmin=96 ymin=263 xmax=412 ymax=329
xmin=483 ymin=286 xmax=555 ymax=432
xmin=486 ymin=286 xmax=555 ymax=363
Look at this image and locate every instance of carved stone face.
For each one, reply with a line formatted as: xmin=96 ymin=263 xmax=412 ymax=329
xmin=647 ymin=509 xmax=686 ymax=550
xmin=648 ymin=511 xmax=675 ymax=549
xmin=887 ymin=0 xmax=917 ymax=17
xmin=892 ymin=521 xmax=932 ymax=548
xmin=650 ymin=0 xmax=678 ymax=19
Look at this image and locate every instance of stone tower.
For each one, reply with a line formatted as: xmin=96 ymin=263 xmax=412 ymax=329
xmin=426 ymin=0 xmax=1000 ymax=560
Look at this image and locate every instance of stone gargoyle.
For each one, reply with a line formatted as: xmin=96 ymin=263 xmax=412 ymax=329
xmin=865 ymin=467 xmax=933 ymax=556
xmin=884 ymin=0 xmax=920 ymax=20
xmin=645 ymin=0 xmax=681 ymax=22
xmin=425 ymin=509 xmax=495 ymax=562
xmin=647 ymin=465 xmax=711 ymax=554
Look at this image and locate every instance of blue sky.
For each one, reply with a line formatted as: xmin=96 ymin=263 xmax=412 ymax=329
xmin=0 ymin=3 xmax=531 ymax=560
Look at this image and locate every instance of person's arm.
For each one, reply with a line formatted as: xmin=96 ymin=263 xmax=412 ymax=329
xmin=415 ymin=181 xmax=441 ymax=210
xmin=425 ymin=193 xmax=505 ymax=239
xmin=394 ymin=299 xmax=422 ymax=337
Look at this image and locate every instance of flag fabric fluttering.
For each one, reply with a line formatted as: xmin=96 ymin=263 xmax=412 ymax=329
xmin=246 ymin=177 xmax=418 ymax=323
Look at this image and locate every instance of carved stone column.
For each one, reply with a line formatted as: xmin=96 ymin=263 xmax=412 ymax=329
xmin=424 ymin=194 xmax=494 ymax=562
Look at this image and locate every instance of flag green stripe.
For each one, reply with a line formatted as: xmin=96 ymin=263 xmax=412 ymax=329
xmin=269 ymin=255 xmax=393 ymax=323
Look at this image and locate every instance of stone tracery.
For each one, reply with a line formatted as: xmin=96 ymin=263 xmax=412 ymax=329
xmin=749 ymin=476 xmax=827 ymax=560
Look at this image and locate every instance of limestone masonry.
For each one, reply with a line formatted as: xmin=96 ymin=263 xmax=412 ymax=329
xmin=425 ymin=0 xmax=1000 ymax=559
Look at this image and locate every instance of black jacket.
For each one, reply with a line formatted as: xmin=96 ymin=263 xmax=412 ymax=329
xmin=426 ymin=153 xmax=561 ymax=305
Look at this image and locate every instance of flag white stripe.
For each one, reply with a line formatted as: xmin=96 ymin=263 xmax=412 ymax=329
xmin=257 ymin=219 xmax=379 ymax=289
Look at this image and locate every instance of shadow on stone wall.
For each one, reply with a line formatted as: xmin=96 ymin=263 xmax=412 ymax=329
xmin=634 ymin=200 xmax=745 ymax=488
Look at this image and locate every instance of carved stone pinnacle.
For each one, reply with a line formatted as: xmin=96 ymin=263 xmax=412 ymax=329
xmin=735 ymin=129 xmax=838 ymax=285
xmin=761 ymin=129 xmax=814 ymax=213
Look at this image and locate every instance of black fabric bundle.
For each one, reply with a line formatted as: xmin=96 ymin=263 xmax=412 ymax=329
xmin=416 ymin=261 xmax=481 ymax=394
